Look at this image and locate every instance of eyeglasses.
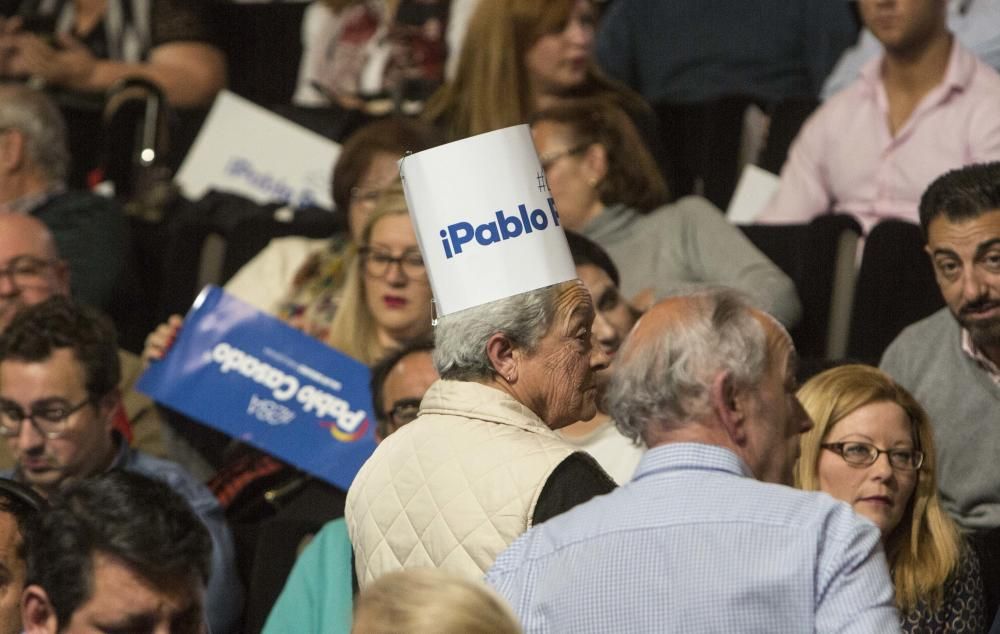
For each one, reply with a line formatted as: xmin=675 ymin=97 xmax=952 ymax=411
xmin=350 ymin=185 xmax=389 ymax=207
xmin=538 ymin=144 xmax=589 ymax=171
xmin=0 ymin=396 xmax=92 ymax=439
xmin=0 ymin=255 xmax=56 ymax=290
xmin=388 ymin=398 xmax=421 ymax=428
xmin=360 ymin=247 xmax=426 ymax=281
xmin=821 ymin=441 xmax=924 ymax=471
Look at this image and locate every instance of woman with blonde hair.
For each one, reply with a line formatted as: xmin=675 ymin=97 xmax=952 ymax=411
xmin=324 ymin=182 xmax=433 ymax=364
xmin=796 ymin=364 xmax=985 ymax=632
xmin=422 ymin=0 xmax=664 ymax=167
xmin=353 ymin=568 xmax=522 ymax=633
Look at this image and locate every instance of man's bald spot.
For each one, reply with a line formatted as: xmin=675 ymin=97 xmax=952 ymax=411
xmin=0 ymin=214 xmax=59 ymax=262
xmin=620 ymin=293 xmax=792 ymax=369
xmin=751 ymin=308 xmax=796 ymax=378
xmin=618 ymin=295 xmax=701 ymax=362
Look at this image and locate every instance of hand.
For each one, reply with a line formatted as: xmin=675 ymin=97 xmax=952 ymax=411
xmin=142 ymin=314 xmax=184 ymax=367
xmin=4 ymin=31 xmax=97 ymax=90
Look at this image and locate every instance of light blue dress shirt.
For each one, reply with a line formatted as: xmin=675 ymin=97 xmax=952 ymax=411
xmin=486 ymin=443 xmax=901 ymax=633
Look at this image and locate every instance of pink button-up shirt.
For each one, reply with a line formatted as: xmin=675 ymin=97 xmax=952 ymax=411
xmin=759 ymin=40 xmax=1000 ymax=234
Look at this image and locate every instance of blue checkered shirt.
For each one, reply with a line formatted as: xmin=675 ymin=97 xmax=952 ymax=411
xmin=486 ymin=443 xmax=901 ymax=633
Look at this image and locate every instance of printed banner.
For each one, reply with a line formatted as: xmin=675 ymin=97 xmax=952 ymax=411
xmin=137 ymin=286 xmax=376 ymax=490
xmin=175 ymin=90 xmax=341 ymax=210
xmin=400 ymin=124 xmax=576 ymax=316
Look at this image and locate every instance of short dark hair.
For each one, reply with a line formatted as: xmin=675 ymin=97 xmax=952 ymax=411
xmin=25 ymin=470 xmax=212 ymax=625
xmin=0 ymin=296 xmax=120 ymax=401
xmin=918 ymin=162 xmax=1000 ymax=240
xmin=565 ymin=230 xmax=620 ymax=287
xmin=0 ymin=479 xmax=44 ymax=561
xmin=370 ymin=339 xmax=435 ymax=437
xmin=331 ymin=117 xmax=440 ymax=222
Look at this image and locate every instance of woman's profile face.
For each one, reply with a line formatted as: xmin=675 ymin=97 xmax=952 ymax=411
xmin=532 ymin=120 xmax=602 ymax=230
xmin=362 ymin=214 xmax=433 ymax=346
xmin=816 ymin=401 xmax=919 ymax=538
xmin=523 ymin=0 xmax=595 ymax=99
xmin=514 ymin=282 xmax=608 ymax=429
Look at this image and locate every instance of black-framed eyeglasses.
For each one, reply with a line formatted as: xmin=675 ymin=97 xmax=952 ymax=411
xmin=0 ymin=396 xmax=92 ymax=439
xmin=388 ymin=397 xmax=421 ymax=428
xmin=538 ymin=143 xmax=590 ymax=171
xmin=0 ymin=255 xmax=56 ymax=290
xmin=821 ymin=441 xmax=924 ymax=471
xmin=359 ymin=246 xmax=426 ymax=281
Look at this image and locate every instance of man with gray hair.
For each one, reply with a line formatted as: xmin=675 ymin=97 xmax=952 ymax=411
xmin=487 ymin=289 xmax=901 ymax=633
xmin=0 ymin=84 xmax=124 ymax=310
xmin=347 ymin=280 xmax=616 ymax=587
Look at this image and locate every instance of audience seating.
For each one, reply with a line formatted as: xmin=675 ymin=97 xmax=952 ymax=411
xmin=847 ymin=219 xmax=944 ymax=364
xmin=155 ymin=191 xmax=344 ymax=324
xmin=655 ymin=96 xmax=755 ymax=210
xmin=738 ymin=214 xmax=862 ymax=361
xmin=757 ymin=97 xmax=819 ymax=175
xmin=208 ymin=2 xmax=308 ymax=107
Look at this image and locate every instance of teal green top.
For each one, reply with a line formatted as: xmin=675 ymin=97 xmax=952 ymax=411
xmin=262 ymin=518 xmax=354 ymax=634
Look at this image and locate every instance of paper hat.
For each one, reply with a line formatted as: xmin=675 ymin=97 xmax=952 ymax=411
xmin=400 ymin=125 xmax=576 ymax=317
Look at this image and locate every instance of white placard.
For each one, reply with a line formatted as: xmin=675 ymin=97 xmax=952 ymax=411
xmin=727 ymin=164 xmax=781 ymax=224
xmin=400 ymin=125 xmax=576 ymax=316
xmin=175 ymin=90 xmax=341 ymax=210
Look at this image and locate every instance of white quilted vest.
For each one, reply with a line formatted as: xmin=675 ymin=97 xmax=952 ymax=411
xmin=346 ymin=380 xmax=578 ymax=588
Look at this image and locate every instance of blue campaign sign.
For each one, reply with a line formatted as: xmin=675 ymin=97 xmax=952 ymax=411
xmin=137 ymin=286 xmax=376 ymax=490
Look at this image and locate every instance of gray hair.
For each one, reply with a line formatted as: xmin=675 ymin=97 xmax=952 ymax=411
xmin=0 ymin=85 xmax=69 ymax=185
xmin=607 ymin=289 xmax=769 ymax=444
xmin=433 ymin=283 xmax=563 ymax=381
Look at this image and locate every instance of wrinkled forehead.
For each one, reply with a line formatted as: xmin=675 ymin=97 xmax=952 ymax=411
xmin=554 ymin=280 xmax=594 ymax=322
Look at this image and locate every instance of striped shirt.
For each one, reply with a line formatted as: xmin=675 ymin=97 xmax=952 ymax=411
xmin=487 ymin=443 xmax=901 ymax=634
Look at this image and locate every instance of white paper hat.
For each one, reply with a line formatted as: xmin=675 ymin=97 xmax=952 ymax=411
xmin=400 ymin=125 xmax=576 ymax=317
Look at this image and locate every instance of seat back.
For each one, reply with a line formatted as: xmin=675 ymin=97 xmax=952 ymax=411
xmin=847 ymin=219 xmax=944 ymax=364
xmin=739 ymin=214 xmax=862 ymax=359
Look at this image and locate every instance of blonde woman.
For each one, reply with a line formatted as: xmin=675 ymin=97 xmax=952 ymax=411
xmin=353 ymin=569 xmax=522 ymax=633
xmin=323 ymin=183 xmax=433 ymax=364
xmin=796 ymin=364 xmax=986 ymax=632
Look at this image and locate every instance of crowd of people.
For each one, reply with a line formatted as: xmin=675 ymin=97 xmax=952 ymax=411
xmin=0 ymin=0 xmax=998 ymax=633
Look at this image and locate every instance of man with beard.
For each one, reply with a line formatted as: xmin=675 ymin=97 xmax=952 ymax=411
xmin=881 ymin=162 xmax=1000 ymax=534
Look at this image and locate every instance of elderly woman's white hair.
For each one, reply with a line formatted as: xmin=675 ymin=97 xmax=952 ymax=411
xmin=432 ymin=282 xmax=563 ymax=380
xmin=606 ymin=289 xmax=770 ymax=444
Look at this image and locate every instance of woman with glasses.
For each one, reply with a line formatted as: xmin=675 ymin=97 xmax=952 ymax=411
xmin=795 ymin=364 xmax=986 ymax=633
xmin=225 ymin=117 xmax=439 ymax=329
xmin=323 ymin=181 xmax=432 ymax=364
xmin=530 ymin=98 xmax=801 ymax=326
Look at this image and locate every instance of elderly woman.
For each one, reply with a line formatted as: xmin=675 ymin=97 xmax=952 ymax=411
xmin=796 ymin=364 xmax=986 ymax=633
xmin=530 ymin=98 xmax=801 ymax=326
xmin=346 ymin=279 xmax=617 ymax=587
